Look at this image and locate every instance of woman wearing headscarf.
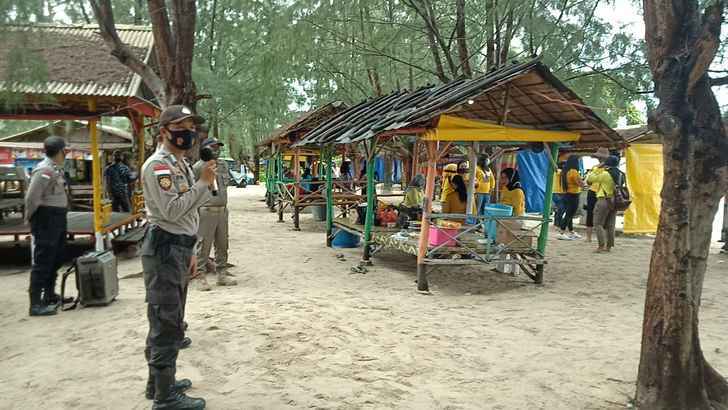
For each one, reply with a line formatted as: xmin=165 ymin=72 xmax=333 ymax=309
xmin=439 ymin=163 xmax=458 ymax=201
xmin=586 ymin=155 xmax=619 ymax=252
xmin=499 ymin=168 xmax=525 ymax=216
xmin=402 ymin=174 xmax=425 ymax=209
xmin=442 ymin=174 xmax=468 ymax=214
xmin=557 ymin=155 xmax=583 ymax=240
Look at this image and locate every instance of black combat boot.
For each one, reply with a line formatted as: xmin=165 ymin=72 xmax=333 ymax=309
xmin=152 ymin=370 xmax=205 ymax=409
xmin=178 ymin=337 xmax=192 ymax=349
xmin=28 ymin=290 xmax=57 ymax=317
xmin=145 ymin=372 xmax=193 ymax=399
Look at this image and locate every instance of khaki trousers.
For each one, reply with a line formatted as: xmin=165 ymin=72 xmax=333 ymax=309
xmin=593 ymin=198 xmax=616 ymax=249
xmin=197 ymin=206 xmax=229 ymax=272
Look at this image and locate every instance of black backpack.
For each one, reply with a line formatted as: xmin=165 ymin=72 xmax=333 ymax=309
xmin=608 ymin=168 xmax=631 ymax=212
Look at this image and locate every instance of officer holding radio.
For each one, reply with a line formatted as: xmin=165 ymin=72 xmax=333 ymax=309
xmin=25 ymin=136 xmax=69 ymax=317
xmin=140 ymin=105 xmax=215 ymax=409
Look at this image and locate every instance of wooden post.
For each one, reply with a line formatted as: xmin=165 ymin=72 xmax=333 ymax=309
xmin=535 ymin=143 xmax=559 ymax=283
xmin=88 ymin=99 xmax=104 ymax=252
xmin=325 ymin=147 xmax=334 ymax=247
xmin=466 ymin=143 xmax=478 ymax=222
xmin=416 ymin=141 xmax=437 ymax=292
xmin=362 ymin=139 xmax=377 ymax=263
xmin=293 ymin=148 xmax=301 ymax=231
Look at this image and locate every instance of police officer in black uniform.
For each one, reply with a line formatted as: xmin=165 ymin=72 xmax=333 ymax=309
xmin=25 ymin=136 xmax=69 ymax=316
xmin=141 ymin=105 xmax=215 ymax=409
xmin=104 ymin=150 xmax=136 ymax=212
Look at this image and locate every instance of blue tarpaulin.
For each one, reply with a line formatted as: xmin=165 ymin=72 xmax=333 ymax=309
xmin=516 ymin=150 xmax=549 ymax=213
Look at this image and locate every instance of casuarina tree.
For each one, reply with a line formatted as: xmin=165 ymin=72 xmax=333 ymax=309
xmin=636 ymin=0 xmax=728 ymax=408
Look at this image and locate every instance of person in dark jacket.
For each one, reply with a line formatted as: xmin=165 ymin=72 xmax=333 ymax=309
xmin=105 ymin=150 xmax=137 ymax=212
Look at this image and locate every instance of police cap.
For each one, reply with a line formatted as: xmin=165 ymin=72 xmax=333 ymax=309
xmin=201 ymin=137 xmax=224 ymax=148
xmin=158 ymin=105 xmax=205 ymax=127
xmin=44 ymin=136 xmax=66 ymax=157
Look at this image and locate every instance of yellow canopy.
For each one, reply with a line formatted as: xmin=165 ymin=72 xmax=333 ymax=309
xmin=421 ymin=115 xmax=580 ymax=142
xmin=624 ymin=144 xmax=663 ymax=234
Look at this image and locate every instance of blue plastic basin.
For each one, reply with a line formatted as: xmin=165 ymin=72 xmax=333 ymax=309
xmin=484 ymin=204 xmax=513 ymax=240
xmin=332 ymin=228 xmax=360 ymax=248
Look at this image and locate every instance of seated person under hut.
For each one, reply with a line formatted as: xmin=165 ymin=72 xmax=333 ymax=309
xmin=400 ymin=174 xmax=425 ymax=220
xmin=499 ymin=168 xmax=525 ymax=216
xmin=441 ymin=174 xmax=468 ymax=215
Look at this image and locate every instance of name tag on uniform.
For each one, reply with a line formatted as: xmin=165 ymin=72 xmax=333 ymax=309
xmin=154 ymin=164 xmax=173 ymax=191
xmin=41 ymin=171 xmax=52 ymax=180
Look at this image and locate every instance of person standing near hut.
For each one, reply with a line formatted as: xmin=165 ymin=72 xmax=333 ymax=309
xmin=587 ymin=155 xmax=619 ymax=253
xmin=475 ymin=158 xmax=496 ymax=215
xmin=192 ymin=138 xmax=237 ymax=290
xmin=25 ymin=136 xmax=69 ymax=316
xmin=556 ymin=155 xmax=584 ymax=240
xmin=104 ymin=150 xmax=137 ymax=212
xmin=140 ymin=105 xmax=212 ymax=409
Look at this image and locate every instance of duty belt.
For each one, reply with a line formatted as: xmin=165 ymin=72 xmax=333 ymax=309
xmin=148 ymin=225 xmax=197 ymax=248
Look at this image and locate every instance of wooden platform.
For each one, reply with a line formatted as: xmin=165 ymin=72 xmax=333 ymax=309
xmin=0 ymin=211 xmax=142 ymax=236
xmin=332 ymin=217 xmax=545 ymax=266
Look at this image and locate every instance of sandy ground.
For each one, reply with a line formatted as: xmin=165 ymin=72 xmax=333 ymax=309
xmin=0 ymin=185 xmax=727 ymax=410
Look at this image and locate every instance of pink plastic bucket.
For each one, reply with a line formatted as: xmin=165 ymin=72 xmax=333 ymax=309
xmin=428 ymin=226 xmax=458 ymax=247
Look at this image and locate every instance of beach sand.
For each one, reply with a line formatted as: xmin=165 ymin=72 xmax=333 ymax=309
xmin=0 ymin=185 xmax=726 ymax=409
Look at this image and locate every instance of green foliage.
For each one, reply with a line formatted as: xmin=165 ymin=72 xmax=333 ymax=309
xmin=0 ymin=0 xmax=671 ymax=156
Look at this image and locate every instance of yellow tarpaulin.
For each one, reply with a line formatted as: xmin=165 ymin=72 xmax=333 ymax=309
xmin=624 ymin=144 xmax=663 ymax=234
xmin=421 ymin=115 xmax=581 ymax=142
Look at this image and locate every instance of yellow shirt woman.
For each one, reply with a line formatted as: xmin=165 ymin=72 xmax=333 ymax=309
xmin=439 ymin=163 xmax=458 ymax=201
xmin=500 ymin=188 xmax=525 ymax=216
xmin=553 ymin=170 xmax=564 ymax=194
xmin=565 ymin=169 xmax=582 ymax=194
xmin=586 ymin=169 xmax=615 ymax=198
xmin=475 ymin=166 xmax=496 ymax=194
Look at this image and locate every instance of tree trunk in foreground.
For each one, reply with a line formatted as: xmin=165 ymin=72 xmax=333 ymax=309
xmin=636 ymin=1 xmax=728 ymax=408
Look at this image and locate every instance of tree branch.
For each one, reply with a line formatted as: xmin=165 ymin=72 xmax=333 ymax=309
xmin=88 ymin=0 xmax=166 ymax=104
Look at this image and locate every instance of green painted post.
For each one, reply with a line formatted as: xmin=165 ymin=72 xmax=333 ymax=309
xmin=325 ymin=147 xmax=334 ymax=247
xmin=362 ymin=141 xmax=377 ymax=262
xmin=537 ymin=143 xmax=560 ymax=254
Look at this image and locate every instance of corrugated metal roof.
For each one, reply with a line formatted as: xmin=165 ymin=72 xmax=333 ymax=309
xmin=256 ymin=101 xmax=348 ymax=148
xmin=0 ymin=24 xmax=154 ymax=98
xmin=297 ymin=60 xmax=621 ymax=147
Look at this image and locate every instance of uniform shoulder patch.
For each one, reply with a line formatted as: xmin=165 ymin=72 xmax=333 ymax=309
xmin=158 ymin=175 xmax=173 ymax=190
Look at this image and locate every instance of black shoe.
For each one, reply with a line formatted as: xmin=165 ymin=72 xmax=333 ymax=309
xmin=152 ymin=392 xmax=206 ymax=409
xmin=145 ymin=378 xmax=192 ymax=400
xmin=48 ymin=293 xmax=74 ymax=305
xmin=29 ymin=304 xmax=58 ymax=316
xmin=178 ymin=337 xmax=192 ymax=350
xmin=183 ymin=321 xmax=189 ymax=331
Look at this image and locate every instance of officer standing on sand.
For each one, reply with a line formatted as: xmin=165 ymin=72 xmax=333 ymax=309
xmin=192 ymin=137 xmax=237 ymax=290
xmin=141 ymin=105 xmax=215 ymax=409
xmin=25 ymin=136 xmax=69 ymax=316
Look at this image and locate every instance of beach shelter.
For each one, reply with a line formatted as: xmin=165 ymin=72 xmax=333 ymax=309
xmin=297 ymin=59 xmax=624 ymax=290
xmin=0 ymin=24 xmax=159 ymax=249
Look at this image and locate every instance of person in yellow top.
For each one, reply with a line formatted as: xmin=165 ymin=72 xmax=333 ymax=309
xmin=439 ymin=163 xmax=458 ymax=201
xmin=475 ymin=159 xmax=496 ymax=217
xmin=586 ymin=155 xmax=618 ymax=252
xmin=584 ymin=147 xmax=610 ymax=242
xmin=499 ymin=168 xmax=525 ymax=216
xmin=442 ymin=174 xmax=468 ymax=214
xmin=557 ymin=155 xmax=584 ymax=240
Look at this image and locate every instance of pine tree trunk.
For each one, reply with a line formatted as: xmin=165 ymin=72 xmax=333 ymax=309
xmin=636 ymin=1 xmax=728 ymax=406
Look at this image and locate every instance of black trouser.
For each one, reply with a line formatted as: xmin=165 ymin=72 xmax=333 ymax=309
xmin=585 ymin=190 xmax=598 ymax=227
xmin=141 ymin=226 xmax=195 ymax=401
xmin=111 ymin=192 xmax=131 ymax=213
xmin=29 ymin=206 xmax=67 ymax=305
xmin=559 ymin=193 xmax=580 ymax=232
xmin=553 ymin=194 xmax=565 ymax=228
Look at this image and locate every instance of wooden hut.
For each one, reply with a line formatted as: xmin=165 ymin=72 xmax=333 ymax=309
xmin=0 ymin=24 xmax=159 ymax=249
xmin=297 ymin=59 xmax=624 ymax=290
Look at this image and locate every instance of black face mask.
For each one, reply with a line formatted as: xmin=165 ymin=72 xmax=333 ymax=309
xmin=167 ymin=128 xmax=197 ymax=150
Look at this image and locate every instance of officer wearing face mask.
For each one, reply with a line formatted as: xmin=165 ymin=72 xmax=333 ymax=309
xmin=192 ymin=138 xmax=236 ymax=290
xmin=140 ymin=105 xmax=214 ymax=409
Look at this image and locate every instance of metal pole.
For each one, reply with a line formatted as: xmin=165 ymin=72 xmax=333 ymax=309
xmin=722 ymin=195 xmax=727 ymax=242
xmin=362 ymin=139 xmax=377 ymax=263
xmin=88 ymin=99 xmax=104 ymax=252
xmin=537 ymin=143 xmax=560 ymax=254
xmin=325 ymin=147 xmax=334 ymax=247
